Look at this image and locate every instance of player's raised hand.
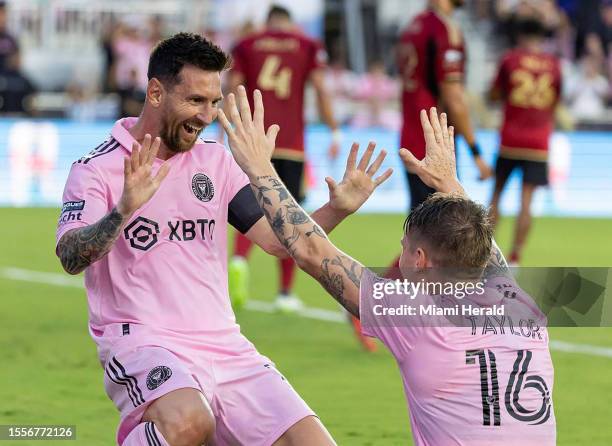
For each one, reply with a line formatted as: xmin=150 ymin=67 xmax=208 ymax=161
xmin=117 ymin=134 xmax=171 ymax=217
xmin=326 ymin=141 xmax=393 ymax=214
xmin=217 ymin=86 xmax=280 ymax=177
xmin=399 ymin=108 xmax=465 ymax=195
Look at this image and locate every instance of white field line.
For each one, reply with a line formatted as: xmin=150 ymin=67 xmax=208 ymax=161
xmin=548 ymin=340 xmax=612 ymax=358
xmin=2 ymin=266 xmax=611 ymax=358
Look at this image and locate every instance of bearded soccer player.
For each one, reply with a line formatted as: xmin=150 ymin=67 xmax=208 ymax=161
xmin=488 ymin=18 xmax=562 ymax=265
xmin=383 ymin=0 xmax=494 ymax=281
xmin=55 ymin=33 xmax=386 ymax=446
xmin=227 ymin=4 xmax=340 ymax=314
xmin=218 ymin=88 xmax=556 ymax=446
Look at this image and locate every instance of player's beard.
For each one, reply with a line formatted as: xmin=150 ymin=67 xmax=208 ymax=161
xmin=159 ymin=110 xmax=204 ymax=154
xmin=451 ymin=0 xmax=465 ymax=7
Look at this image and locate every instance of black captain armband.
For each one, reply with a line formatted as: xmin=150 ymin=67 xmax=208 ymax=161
xmin=228 ymin=185 xmax=264 ymax=234
xmin=469 ymin=142 xmax=482 ymax=157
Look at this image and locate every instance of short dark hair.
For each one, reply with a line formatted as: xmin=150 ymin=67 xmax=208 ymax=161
xmin=403 ymin=193 xmax=493 ymax=268
xmin=267 ymin=5 xmax=291 ymax=21
xmin=147 ymin=32 xmax=231 ymax=87
xmin=516 ymin=17 xmax=548 ymax=39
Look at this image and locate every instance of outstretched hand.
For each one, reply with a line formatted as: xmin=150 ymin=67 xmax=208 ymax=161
xmin=399 ymin=108 xmax=465 ymax=195
xmin=217 ymin=85 xmax=279 ymax=178
xmin=327 ymin=142 xmax=393 ymax=215
xmin=117 ymin=134 xmax=171 ymax=217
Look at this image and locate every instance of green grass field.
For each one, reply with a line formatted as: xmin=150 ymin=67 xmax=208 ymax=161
xmin=0 ymin=208 xmax=611 ymax=445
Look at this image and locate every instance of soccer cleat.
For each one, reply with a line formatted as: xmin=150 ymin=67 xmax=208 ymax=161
xmin=349 ymin=315 xmax=378 ymax=352
xmin=274 ymin=293 xmax=304 ymax=313
xmin=229 ymin=256 xmax=249 ymax=310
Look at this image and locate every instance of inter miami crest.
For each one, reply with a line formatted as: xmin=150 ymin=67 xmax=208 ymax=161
xmin=192 ymin=173 xmax=214 ymax=202
xmin=146 ymin=366 xmax=172 ymax=390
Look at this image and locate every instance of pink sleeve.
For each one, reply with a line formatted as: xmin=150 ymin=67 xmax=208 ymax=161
xmin=56 ymin=162 xmax=110 ymax=247
xmin=359 ymin=268 xmax=421 ymax=358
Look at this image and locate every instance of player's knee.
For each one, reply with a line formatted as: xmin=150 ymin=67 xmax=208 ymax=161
xmin=155 ymin=406 xmax=215 ymax=446
xmin=144 ymin=389 xmax=216 ymax=446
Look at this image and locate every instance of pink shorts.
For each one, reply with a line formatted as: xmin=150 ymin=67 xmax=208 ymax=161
xmin=96 ymin=323 xmax=315 ymax=446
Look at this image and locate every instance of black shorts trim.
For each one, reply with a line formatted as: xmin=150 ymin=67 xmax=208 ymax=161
xmin=405 ymin=170 xmax=436 ymax=211
xmin=271 ymin=158 xmax=305 ymax=203
xmin=495 ymin=156 xmax=548 ymax=188
xmin=105 ymin=356 xmax=146 ymax=407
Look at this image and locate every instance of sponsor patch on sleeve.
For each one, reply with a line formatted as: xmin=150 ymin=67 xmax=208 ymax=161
xmin=443 ymin=49 xmax=463 ymax=67
xmin=61 ymin=200 xmax=85 ymax=213
xmin=316 ymin=48 xmax=328 ymax=65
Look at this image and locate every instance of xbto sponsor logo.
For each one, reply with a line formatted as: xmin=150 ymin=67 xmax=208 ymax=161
xmin=168 ymin=219 xmax=215 ymax=241
xmin=124 ymin=216 xmax=215 ymax=250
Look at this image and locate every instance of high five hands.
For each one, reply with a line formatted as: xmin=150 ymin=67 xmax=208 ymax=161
xmin=218 ymin=86 xmax=393 ymax=214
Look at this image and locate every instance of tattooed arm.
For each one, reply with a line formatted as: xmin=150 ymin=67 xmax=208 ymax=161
xmin=217 ymin=87 xmax=391 ymax=317
xmin=251 ymin=172 xmax=365 ymax=317
xmin=58 ymin=208 xmax=126 ymax=274
xmin=57 ymin=135 xmax=170 ymax=275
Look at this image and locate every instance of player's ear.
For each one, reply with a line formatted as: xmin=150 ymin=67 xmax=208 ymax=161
xmin=415 ymin=247 xmax=428 ymax=270
xmin=147 ymin=78 xmax=164 ymax=108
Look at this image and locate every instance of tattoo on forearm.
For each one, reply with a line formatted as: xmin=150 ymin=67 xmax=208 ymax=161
xmin=333 ymin=255 xmax=362 ymax=288
xmin=58 ymin=207 xmax=125 ymax=274
xmin=320 ymin=255 xmax=361 ymax=318
xmin=286 ymin=204 xmax=309 ymax=225
xmin=254 ymin=175 xmax=362 ymax=317
xmin=306 ymin=224 xmax=325 ymax=239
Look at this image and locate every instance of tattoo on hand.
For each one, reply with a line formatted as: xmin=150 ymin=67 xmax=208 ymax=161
xmin=58 ymin=207 xmax=125 ymax=274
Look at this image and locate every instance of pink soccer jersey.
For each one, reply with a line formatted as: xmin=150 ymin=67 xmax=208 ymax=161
xmin=360 ymin=268 xmax=556 ymax=445
xmin=56 ymin=118 xmax=262 ymax=352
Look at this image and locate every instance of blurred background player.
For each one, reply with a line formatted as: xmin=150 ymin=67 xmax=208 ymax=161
xmin=488 ymin=17 xmax=562 ymax=266
xmin=227 ymin=4 xmax=340 ymax=313
xmin=382 ymin=0 xmax=493 ymax=281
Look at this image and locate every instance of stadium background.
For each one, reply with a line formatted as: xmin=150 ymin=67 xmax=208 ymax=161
xmin=0 ymin=0 xmax=611 ymax=445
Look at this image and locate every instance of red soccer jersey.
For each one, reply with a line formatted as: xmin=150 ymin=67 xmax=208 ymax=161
xmin=232 ymin=29 xmax=326 ymax=161
xmin=398 ymin=9 xmax=466 ymax=159
xmin=492 ymin=48 xmax=561 ymax=161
